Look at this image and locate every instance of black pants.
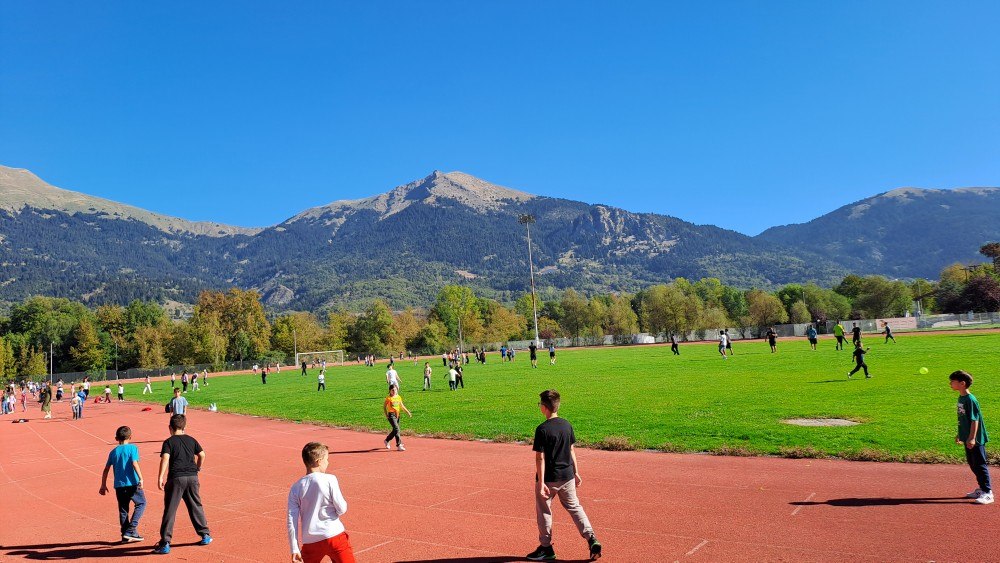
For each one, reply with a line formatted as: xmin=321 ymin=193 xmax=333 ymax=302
xmin=182 ymin=382 xmax=188 ymax=392
xmin=671 ymin=343 xmax=679 ymax=355
xmin=318 ymin=382 xmax=325 ymax=391
xmin=456 ymin=375 xmax=464 ymax=389
xmin=966 ymin=444 xmax=993 ymax=493
xmin=261 ymin=373 xmax=266 ymax=384
xmin=442 ymin=358 xmax=448 ymax=367
xmin=385 ymin=414 xmax=401 ymax=446
xmin=849 ymin=362 xmax=869 ymax=376
xmin=835 ymin=336 xmax=844 ymax=350
xmin=159 ymin=476 xmax=209 ymax=544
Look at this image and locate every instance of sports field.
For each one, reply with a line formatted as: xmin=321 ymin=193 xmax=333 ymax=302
xmin=126 ymin=331 xmax=999 ymax=463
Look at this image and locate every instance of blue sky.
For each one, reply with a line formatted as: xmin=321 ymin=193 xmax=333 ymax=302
xmin=1 ymin=1 xmax=998 ymax=235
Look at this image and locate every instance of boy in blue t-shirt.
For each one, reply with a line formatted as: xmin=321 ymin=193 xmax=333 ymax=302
xmin=950 ymin=370 xmax=993 ymax=505
xmin=100 ymin=425 xmax=147 ymax=542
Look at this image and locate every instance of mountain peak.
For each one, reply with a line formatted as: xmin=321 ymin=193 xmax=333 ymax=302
xmin=291 ymin=170 xmax=536 ymax=222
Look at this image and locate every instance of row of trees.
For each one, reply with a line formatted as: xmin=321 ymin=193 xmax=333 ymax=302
xmin=3 ymin=257 xmax=1000 ymax=378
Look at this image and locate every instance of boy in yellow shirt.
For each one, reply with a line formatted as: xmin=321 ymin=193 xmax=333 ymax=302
xmin=383 ymin=385 xmax=412 ymax=451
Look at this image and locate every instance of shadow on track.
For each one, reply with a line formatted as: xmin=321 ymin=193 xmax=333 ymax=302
xmin=791 ymin=496 xmax=969 ymax=507
xmin=396 ymin=558 xmax=592 ymax=563
xmin=1 ymin=539 xmax=206 ymax=559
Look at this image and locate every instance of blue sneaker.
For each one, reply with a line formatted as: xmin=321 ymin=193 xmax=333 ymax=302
xmin=198 ymin=534 xmax=213 ymax=546
xmin=152 ymin=542 xmax=170 ymax=554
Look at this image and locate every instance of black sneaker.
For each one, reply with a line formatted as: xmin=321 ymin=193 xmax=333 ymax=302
xmin=588 ymin=537 xmax=602 ymax=560
xmin=526 ymin=544 xmax=556 ymax=561
xmin=122 ymin=533 xmax=143 ymax=543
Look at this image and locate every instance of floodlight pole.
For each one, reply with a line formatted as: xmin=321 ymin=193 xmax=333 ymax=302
xmin=519 ymin=214 xmax=541 ymax=346
xmin=292 ymin=328 xmax=298 ymax=365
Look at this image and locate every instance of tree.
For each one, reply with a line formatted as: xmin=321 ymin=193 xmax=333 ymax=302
xmin=391 ymin=309 xmax=424 ymax=353
xmin=70 ymin=318 xmax=107 ymax=373
xmin=430 ymin=285 xmax=478 ymax=340
xmin=480 ymin=300 xmax=524 ymax=344
xmin=746 ymin=290 xmax=788 ymax=329
xmin=980 ymin=242 xmax=1000 ymax=270
xmin=325 ymin=311 xmax=353 ymax=351
xmin=910 ymin=278 xmax=938 ymax=314
xmin=20 ymin=346 xmax=47 ymax=377
xmin=699 ymin=306 xmax=730 ymax=331
xmin=410 ymin=321 xmax=450 ymax=354
xmin=852 ymin=277 xmax=912 ymax=318
xmin=134 ymin=325 xmax=167 ymax=369
xmin=960 ymin=275 xmax=1000 ymax=312
xmin=271 ymin=312 xmax=326 ymax=356
xmin=788 ymin=301 xmax=811 ymax=324
xmin=350 ymin=300 xmax=396 ymax=357
xmin=601 ymin=294 xmax=638 ymax=344
xmin=834 ymin=275 xmax=865 ymax=299
xmin=559 ymin=289 xmax=590 ymax=341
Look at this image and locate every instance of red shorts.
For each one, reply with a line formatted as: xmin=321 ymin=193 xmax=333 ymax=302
xmin=300 ymin=532 xmax=356 ymax=563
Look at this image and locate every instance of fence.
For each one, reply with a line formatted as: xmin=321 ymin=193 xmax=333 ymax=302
xmin=32 ymin=358 xmax=296 ymax=385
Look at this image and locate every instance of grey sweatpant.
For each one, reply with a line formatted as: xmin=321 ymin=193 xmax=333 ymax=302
xmin=159 ymin=475 xmax=210 ymax=544
xmin=535 ymin=478 xmax=593 ymax=547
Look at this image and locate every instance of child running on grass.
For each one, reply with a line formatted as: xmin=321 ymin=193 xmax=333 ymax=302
xmin=100 ymin=425 xmax=146 ymax=543
xmin=848 ymin=342 xmax=871 ymax=379
xmin=527 ymin=389 xmax=602 ymax=561
xmin=950 ymin=370 xmax=993 ymax=505
xmin=287 ymin=442 xmax=356 ymax=563
xmin=383 ymin=385 xmax=411 ymax=451
xmin=143 ymin=375 xmax=153 ymax=395
xmin=154 ymin=414 xmax=212 ymax=554
xmin=423 ymin=362 xmax=432 ymax=391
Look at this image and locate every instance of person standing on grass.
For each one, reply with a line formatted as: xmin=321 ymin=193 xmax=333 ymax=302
xmin=526 ymin=389 xmax=602 ymax=562
xmin=100 ymin=425 xmax=146 ymax=543
xmin=806 ymin=324 xmax=818 ymax=351
xmin=154 ymin=414 xmax=212 ymax=554
xmin=883 ymin=322 xmax=896 ymax=343
xmin=287 ymin=442 xmax=356 ymax=563
xmin=851 ymin=322 xmax=862 ymax=347
xmin=191 ymin=372 xmax=199 ymax=392
xmin=724 ymin=329 xmax=734 ymax=356
xmin=670 ymin=333 xmax=680 ymax=355
xmin=317 ymin=369 xmax=326 ymax=392
xmin=383 ymin=385 xmax=411 ymax=451
xmin=765 ymin=327 xmax=778 ymax=353
xmin=848 ymin=342 xmax=871 ymax=379
xmin=950 ymin=370 xmax=993 ymax=505
xmin=833 ymin=321 xmax=846 ymax=350
xmin=529 ymin=341 xmax=539 ymax=368
xmin=718 ymin=330 xmax=728 ymax=359
xmin=446 ymin=366 xmax=458 ymax=391
xmin=455 ymin=365 xmax=465 ymax=389
xmin=202 ymin=369 xmax=208 ymax=387
xmin=386 ymin=364 xmax=401 ymax=392
xmin=181 ymin=372 xmax=189 ymax=393
xmin=118 ymin=382 xmax=125 ymax=402
xmin=262 ymin=365 xmax=269 ymax=385
xmin=143 ymin=375 xmax=153 ymax=395
xmin=301 ymin=362 xmax=308 ymax=377
xmin=422 ymin=362 xmax=432 ymax=391
xmin=549 ymin=343 xmax=557 ymax=365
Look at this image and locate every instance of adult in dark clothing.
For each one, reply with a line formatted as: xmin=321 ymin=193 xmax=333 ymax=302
xmin=670 ymin=334 xmax=679 ymax=355
xmin=529 ymin=342 xmax=539 ymax=369
xmin=851 ymin=323 xmax=862 ymax=346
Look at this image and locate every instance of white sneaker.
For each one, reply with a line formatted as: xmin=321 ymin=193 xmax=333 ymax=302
xmin=975 ymin=492 xmax=994 ymax=505
xmin=384 ymin=441 xmax=391 ymax=450
xmin=966 ymin=488 xmax=984 ymax=499
xmin=397 ymin=444 xmax=406 ymax=451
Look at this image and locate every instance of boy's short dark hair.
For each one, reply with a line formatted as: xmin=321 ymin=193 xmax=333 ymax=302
xmin=173 ymin=387 xmax=181 ymax=394
xmin=301 ymin=442 xmax=329 ymax=467
xmin=539 ymin=389 xmax=561 ymax=412
xmin=169 ymin=414 xmax=187 ymax=431
xmin=950 ymin=370 xmax=974 ymax=388
xmin=115 ymin=426 xmax=132 ymax=442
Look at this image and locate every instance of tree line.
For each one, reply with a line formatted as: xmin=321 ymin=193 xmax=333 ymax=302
xmin=2 ymin=246 xmax=999 ymax=378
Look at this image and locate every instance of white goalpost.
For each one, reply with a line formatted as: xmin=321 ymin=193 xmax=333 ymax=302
xmin=295 ymin=350 xmax=345 ymax=367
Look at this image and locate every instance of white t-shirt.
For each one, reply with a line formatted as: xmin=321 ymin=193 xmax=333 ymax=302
xmin=386 ymin=369 xmax=398 ymax=385
xmin=318 ymin=372 xmax=325 ymax=383
xmin=448 ymin=368 xmax=458 ymax=382
xmin=287 ymin=472 xmax=347 ymax=553
xmin=719 ymin=334 xmax=728 ymax=347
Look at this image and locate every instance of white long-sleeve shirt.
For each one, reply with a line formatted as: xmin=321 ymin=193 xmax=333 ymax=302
xmin=287 ymin=472 xmax=348 ymax=553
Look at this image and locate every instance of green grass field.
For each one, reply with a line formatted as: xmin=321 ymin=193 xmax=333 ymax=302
xmin=124 ymin=332 xmax=1000 ymax=463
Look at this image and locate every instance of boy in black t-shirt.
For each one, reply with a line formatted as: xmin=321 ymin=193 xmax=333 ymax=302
xmin=848 ymin=342 xmax=871 ymax=379
xmin=526 ymin=389 xmax=602 ymax=561
xmin=153 ymin=414 xmax=212 ymax=554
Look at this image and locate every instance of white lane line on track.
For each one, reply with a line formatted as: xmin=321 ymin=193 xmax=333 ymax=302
xmin=354 ymin=540 xmax=396 ymax=555
xmin=791 ymin=492 xmax=816 ymax=516
xmin=685 ymin=539 xmax=709 ymax=556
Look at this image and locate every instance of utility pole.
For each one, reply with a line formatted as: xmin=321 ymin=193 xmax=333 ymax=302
xmin=293 ymin=328 xmax=298 ymax=365
xmin=519 ymin=214 xmax=541 ymax=346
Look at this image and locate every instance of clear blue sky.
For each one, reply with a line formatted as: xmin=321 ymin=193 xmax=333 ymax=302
xmin=2 ymin=1 xmax=998 ymax=235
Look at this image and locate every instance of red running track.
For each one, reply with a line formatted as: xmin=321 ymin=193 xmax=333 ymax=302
xmin=1 ymin=400 xmax=998 ymax=562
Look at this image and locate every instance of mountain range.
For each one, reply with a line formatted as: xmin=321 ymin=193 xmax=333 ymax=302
xmin=1 ymin=164 xmax=998 ymax=311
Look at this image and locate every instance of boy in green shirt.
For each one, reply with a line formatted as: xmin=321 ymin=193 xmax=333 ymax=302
xmin=949 ymin=370 xmax=993 ymax=505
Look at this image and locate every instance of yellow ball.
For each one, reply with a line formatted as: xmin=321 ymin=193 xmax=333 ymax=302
xmin=919 ymin=367 xmax=929 ymax=375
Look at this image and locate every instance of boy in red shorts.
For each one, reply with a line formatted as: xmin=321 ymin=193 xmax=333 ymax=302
xmin=287 ymin=442 xmax=356 ymax=563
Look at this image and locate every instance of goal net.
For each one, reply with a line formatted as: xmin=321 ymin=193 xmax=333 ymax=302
xmin=295 ymin=350 xmax=345 ymax=367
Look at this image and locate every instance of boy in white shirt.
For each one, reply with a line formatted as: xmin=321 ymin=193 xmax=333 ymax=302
xmin=287 ymin=442 xmax=355 ymax=563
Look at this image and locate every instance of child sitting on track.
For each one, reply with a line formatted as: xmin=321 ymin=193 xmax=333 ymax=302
xmin=287 ymin=442 xmax=356 ymax=563
xmin=100 ymin=425 xmax=146 ymax=542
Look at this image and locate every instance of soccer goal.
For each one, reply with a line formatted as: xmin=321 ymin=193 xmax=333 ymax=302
xmin=295 ymin=350 xmax=345 ymax=367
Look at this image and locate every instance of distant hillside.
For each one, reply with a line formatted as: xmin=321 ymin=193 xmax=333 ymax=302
xmin=757 ymin=187 xmax=1000 ymax=279
xmin=2 ymin=165 xmax=996 ymax=310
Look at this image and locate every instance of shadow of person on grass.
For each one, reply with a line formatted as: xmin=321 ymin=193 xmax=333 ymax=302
xmin=791 ymin=496 xmax=969 ymax=507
